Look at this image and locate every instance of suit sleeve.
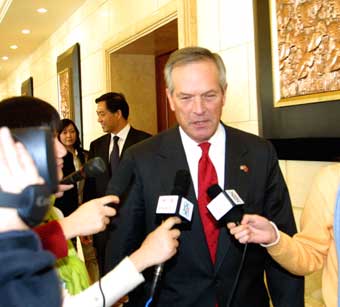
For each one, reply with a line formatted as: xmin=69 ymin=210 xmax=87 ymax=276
xmin=262 ymin=142 xmax=305 ymax=307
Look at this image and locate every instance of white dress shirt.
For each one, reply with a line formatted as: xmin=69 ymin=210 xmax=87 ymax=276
xmin=179 ymin=123 xmax=226 ymax=197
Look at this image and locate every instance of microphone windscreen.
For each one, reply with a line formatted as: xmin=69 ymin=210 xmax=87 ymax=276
xmin=171 ymin=170 xmax=190 ymax=196
xmin=207 ymin=184 xmax=222 ymax=199
xmin=83 ymin=157 xmax=106 ymax=176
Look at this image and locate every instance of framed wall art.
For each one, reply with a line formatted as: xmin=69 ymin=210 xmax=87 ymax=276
xmin=253 ymin=0 xmax=340 ymax=161
xmin=21 ymin=76 xmax=33 ymax=96
xmin=57 ymin=43 xmax=83 ymax=143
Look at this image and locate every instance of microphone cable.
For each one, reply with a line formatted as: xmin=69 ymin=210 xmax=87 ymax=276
xmin=225 ymin=243 xmax=248 ymax=307
xmin=144 ymin=263 xmax=164 ymax=307
xmin=98 ymin=259 xmax=106 ymax=307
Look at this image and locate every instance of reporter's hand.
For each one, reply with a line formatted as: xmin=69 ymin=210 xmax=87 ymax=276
xmin=59 ymin=195 xmax=119 ymax=239
xmin=227 ymin=214 xmax=277 ymax=245
xmin=129 ymin=216 xmax=181 ymax=272
xmin=0 ymin=127 xmax=44 ymax=193
xmin=55 ymin=183 xmax=74 ymax=198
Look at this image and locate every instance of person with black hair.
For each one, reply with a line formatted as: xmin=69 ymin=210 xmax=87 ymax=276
xmin=56 ymin=118 xmax=88 ymax=217
xmin=83 ymin=92 xmax=151 ymax=276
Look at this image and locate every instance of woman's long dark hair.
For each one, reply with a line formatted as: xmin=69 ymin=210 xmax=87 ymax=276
xmin=57 ymin=118 xmax=86 ymax=164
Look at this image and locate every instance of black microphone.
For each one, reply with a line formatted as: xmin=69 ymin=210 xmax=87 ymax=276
xmin=60 ymin=157 xmax=106 ymax=184
xmin=155 ymin=170 xmax=193 ymax=223
xmin=207 ymin=184 xmax=244 ymax=224
xmin=149 ymin=170 xmax=193 ymax=305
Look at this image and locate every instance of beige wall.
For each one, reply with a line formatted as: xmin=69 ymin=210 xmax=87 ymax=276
xmin=110 ymin=53 xmax=157 ymax=135
xmin=0 ymin=1 xmax=335 ymax=303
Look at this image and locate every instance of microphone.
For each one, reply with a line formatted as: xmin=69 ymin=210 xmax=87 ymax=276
xmin=60 ymin=157 xmax=106 ymax=184
xmin=207 ymin=184 xmax=244 ymax=224
xmin=155 ymin=170 xmax=193 ymax=223
xmin=148 ymin=170 xmax=193 ymax=306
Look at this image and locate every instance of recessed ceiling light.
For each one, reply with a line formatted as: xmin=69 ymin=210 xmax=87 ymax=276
xmin=37 ymin=8 xmax=48 ymax=14
xmin=10 ymin=45 xmax=18 ymax=50
xmin=21 ymin=29 xmax=31 ymax=34
xmin=2 ymin=56 xmax=9 ymax=61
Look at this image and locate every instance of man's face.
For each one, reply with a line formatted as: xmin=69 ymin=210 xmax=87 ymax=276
xmin=167 ymin=60 xmax=226 ymax=143
xmin=96 ymin=101 xmax=118 ymax=133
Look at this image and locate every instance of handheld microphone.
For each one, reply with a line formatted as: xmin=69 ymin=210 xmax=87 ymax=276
xmin=207 ymin=184 xmax=244 ymax=224
xmin=148 ymin=170 xmax=193 ymax=306
xmin=207 ymin=185 xmax=247 ymax=307
xmin=155 ymin=170 xmax=193 ymax=223
xmin=60 ymin=157 xmax=106 ymax=184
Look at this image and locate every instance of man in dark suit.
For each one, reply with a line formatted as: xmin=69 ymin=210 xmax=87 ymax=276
xmin=106 ymin=47 xmax=304 ymax=306
xmin=83 ymin=92 xmax=151 ymax=276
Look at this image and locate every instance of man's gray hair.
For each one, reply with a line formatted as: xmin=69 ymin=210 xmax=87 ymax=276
xmin=164 ymin=46 xmax=227 ymax=94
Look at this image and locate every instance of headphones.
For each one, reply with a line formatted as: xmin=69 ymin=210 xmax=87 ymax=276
xmin=0 ymin=127 xmax=58 ymax=227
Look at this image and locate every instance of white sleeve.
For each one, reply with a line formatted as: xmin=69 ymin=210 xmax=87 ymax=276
xmin=63 ymin=257 xmax=145 ymax=307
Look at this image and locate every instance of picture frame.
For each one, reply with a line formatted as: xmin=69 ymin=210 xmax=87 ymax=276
xmin=253 ymin=0 xmax=340 ymax=161
xmin=21 ymin=77 xmax=33 ymax=96
xmin=57 ymin=43 xmax=83 ymax=143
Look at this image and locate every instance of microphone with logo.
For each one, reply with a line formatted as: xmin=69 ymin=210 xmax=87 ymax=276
xmin=207 ymin=184 xmax=246 ymax=307
xmin=207 ymin=184 xmax=244 ymax=225
xmin=146 ymin=170 xmax=193 ymax=307
xmin=60 ymin=156 xmax=106 ymax=185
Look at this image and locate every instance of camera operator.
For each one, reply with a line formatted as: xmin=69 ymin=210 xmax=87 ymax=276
xmin=0 ymin=126 xmax=62 ymax=307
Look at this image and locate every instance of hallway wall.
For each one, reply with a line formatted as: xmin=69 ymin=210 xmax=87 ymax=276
xmin=0 ymin=2 xmax=333 ymax=304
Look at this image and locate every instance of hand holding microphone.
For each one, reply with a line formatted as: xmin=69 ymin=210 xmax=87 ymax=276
xmin=148 ymin=170 xmax=193 ymax=306
xmin=130 ymin=216 xmax=181 ymax=273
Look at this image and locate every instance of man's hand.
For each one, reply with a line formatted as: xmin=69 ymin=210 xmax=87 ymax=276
xmin=227 ymin=214 xmax=278 ymax=245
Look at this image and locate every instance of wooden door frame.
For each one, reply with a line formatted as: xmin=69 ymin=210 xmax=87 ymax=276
xmin=103 ymin=0 xmax=197 ymax=92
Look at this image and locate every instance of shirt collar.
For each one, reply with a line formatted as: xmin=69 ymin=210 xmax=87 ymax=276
xmin=111 ymin=123 xmax=131 ymax=141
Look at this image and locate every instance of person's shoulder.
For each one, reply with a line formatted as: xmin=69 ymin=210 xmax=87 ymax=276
xmin=90 ymin=134 xmax=110 ymax=146
xmin=127 ymin=127 xmax=177 ymax=153
xmin=130 ymin=126 xmax=152 ymax=138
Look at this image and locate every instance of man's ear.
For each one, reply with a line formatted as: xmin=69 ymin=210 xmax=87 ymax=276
xmin=222 ymin=84 xmax=228 ymax=107
xmin=166 ymin=88 xmax=175 ymax=112
xmin=115 ymin=109 xmax=122 ymax=119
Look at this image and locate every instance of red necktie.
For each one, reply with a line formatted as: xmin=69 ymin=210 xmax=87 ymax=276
xmin=198 ymin=142 xmax=219 ymax=264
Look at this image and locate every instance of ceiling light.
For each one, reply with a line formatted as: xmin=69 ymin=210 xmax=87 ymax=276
xmin=2 ymin=56 xmax=9 ymax=61
xmin=10 ymin=45 xmax=18 ymax=50
xmin=21 ymin=29 xmax=30 ymax=34
xmin=37 ymin=8 xmax=47 ymax=14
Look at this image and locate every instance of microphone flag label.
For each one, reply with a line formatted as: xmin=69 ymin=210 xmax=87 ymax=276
xmin=226 ymin=189 xmax=244 ymax=205
xmin=179 ymin=198 xmax=193 ymax=222
xmin=207 ymin=193 xmax=233 ymax=221
xmin=156 ymin=195 xmax=178 ymax=214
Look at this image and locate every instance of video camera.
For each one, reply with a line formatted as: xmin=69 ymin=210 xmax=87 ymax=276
xmin=11 ymin=127 xmax=58 ymax=192
xmin=0 ymin=127 xmax=58 ymax=226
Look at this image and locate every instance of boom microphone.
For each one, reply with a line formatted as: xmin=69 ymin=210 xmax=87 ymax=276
xmin=148 ymin=170 xmax=193 ymax=306
xmin=60 ymin=157 xmax=106 ymax=184
xmin=207 ymin=184 xmax=244 ymax=224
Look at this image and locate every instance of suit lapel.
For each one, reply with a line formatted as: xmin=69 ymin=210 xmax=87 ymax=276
xmin=215 ymin=126 xmax=250 ymax=272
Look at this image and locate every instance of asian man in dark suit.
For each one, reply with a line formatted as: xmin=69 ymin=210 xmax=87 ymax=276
xmin=106 ymin=47 xmax=304 ymax=306
xmin=83 ymin=92 xmax=151 ymax=276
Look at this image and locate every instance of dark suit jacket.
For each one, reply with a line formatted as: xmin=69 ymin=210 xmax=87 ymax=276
xmin=108 ymin=124 xmax=304 ymax=307
xmin=83 ymin=126 xmax=151 ymax=274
